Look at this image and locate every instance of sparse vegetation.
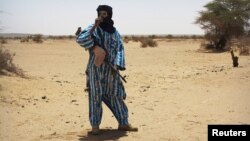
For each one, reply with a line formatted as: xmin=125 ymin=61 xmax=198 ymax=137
xmin=1 ymin=39 xmax=7 ymax=44
xmin=165 ymin=34 xmax=173 ymax=39
xmin=47 ymin=35 xmax=75 ymax=40
xmin=122 ymin=34 xmax=203 ymax=47
xmin=32 ymin=34 xmax=43 ymax=43
xmin=122 ymin=36 xmax=158 ymax=47
xmin=140 ymin=37 xmax=158 ymax=48
xmin=0 ymin=45 xmax=25 ymax=77
xmin=20 ymin=38 xmax=29 ymax=43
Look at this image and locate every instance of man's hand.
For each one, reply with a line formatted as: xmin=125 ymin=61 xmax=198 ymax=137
xmin=93 ymin=45 xmax=106 ymax=67
xmin=89 ymin=16 xmax=103 ymax=34
xmin=94 ymin=16 xmax=103 ymax=27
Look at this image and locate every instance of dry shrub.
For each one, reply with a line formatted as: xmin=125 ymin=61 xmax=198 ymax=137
xmin=32 ymin=34 xmax=43 ymax=43
xmin=1 ymin=39 xmax=7 ymax=44
xmin=20 ymin=38 xmax=29 ymax=43
xmin=140 ymin=37 xmax=158 ymax=48
xmin=122 ymin=36 xmax=158 ymax=47
xmin=148 ymin=35 xmax=157 ymax=39
xmin=0 ymin=46 xmax=25 ymax=77
xmin=131 ymin=36 xmax=140 ymax=42
xmin=67 ymin=35 xmax=75 ymax=40
xmin=165 ymin=34 xmax=173 ymax=39
xmin=54 ymin=36 xmax=65 ymax=40
xmin=14 ymin=37 xmax=21 ymax=40
xmin=47 ymin=35 xmax=75 ymax=40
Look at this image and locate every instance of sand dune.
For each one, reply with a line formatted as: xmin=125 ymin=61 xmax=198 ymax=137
xmin=0 ymin=39 xmax=250 ymax=141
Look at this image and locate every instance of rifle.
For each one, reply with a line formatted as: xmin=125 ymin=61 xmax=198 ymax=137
xmin=96 ymin=27 xmax=127 ymax=83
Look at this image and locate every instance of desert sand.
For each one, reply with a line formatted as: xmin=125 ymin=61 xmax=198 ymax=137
xmin=0 ymin=39 xmax=250 ymax=141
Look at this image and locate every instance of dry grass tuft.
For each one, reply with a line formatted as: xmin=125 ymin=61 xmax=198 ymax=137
xmin=139 ymin=37 xmax=158 ymax=48
xmin=0 ymin=45 xmax=25 ymax=77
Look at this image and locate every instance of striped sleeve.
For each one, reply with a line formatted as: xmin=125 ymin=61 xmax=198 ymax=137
xmin=115 ymin=32 xmax=126 ymax=70
xmin=76 ymin=25 xmax=95 ymax=49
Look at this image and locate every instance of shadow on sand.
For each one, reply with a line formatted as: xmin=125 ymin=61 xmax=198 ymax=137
xmin=78 ymin=129 xmax=128 ymax=141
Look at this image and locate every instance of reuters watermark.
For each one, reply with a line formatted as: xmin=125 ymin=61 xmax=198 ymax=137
xmin=208 ymin=125 xmax=249 ymax=141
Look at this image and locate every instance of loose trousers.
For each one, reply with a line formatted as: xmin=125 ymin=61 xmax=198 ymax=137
xmin=87 ymin=61 xmax=128 ymax=127
xmin=89 ymin=93 xmax=129 ymax=126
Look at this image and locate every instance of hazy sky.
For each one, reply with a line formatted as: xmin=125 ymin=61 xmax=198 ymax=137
xmin=0 ymin=0 xmax=212 ymax=35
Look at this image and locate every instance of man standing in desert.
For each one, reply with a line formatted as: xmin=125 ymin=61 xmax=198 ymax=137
xmin=76 ymin=5 xmax=138 ymax=135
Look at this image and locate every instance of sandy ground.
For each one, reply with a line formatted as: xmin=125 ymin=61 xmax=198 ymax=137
xmin=0 ymin=39 xmax=250 ymax=141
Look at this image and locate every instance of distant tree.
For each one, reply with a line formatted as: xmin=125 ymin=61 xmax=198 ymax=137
xmin=196 ymin=0 xmax=250 ymax=50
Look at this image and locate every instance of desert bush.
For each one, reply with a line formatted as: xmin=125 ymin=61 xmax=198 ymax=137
xmin=20 ymin=38 xmax=29 ymax=43
xmin=178 ymin=35 xmax=190 ymax=40
xmin=55 ymin=36 xmax=65 ymax=40
xmin=67 ymin=35 xmax=74 ymax=40
xmin=123 ymin=36 xmax=139 ymax=42
xmin=1 ymin=39 xmax=7 ymax=44
xmin=149 ymin=35 xmax=157 ymax=39
xmin=48 ymin=35 xmax=75 ymax=40
xmin=140 ymin=37 xmax=158 ymax=48
xmin=165 ymin=34 xmax=173 ymax=39
xmin=48 ymin=35 xmax=55 ymax=40
xmin=191 ymin=35 xmax=198 ymax=40
xmin=14 ymin=37 xmax=21 ymax=40
xmin=131 ymin=36 xmax=140 ymax=42
xmin=0 ymin=46 xmax=25 ymax=77
xmin=121 ymin=35 xmax=158 ymax=47
xmin=32 ymin=34 xmax=43 ymax=43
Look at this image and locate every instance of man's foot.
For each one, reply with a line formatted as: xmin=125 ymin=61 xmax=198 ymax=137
xmin=91 ymin=126 xmax=100 ymax=135
xmin=118 ymin=124 xmax=138 ymax=132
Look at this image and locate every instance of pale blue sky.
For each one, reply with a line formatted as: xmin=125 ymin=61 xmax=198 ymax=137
xmin=0 ymin=0 xmax=211 ymax=35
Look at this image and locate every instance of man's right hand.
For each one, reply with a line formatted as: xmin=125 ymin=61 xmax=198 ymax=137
xmin=93 ymin=45 xmax=106 ymax=67
xmin=94 ymin=16 xmax=103 ymax=27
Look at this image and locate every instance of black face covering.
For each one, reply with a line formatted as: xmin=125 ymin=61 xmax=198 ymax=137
xmin=99 ymin=18 xmax=115 ymax=33
xmin=97 ymin=5 xmax=116 ymax=33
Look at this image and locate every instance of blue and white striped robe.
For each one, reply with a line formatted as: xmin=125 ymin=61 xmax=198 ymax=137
xmin=76 ymin=24 xmax=128 ymax=126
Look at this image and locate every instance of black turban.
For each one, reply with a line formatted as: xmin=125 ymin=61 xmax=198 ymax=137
xmin=96 ymin=5 xmax=115 ymax=33
xmin=97 ymin=5 xmax=113 ymax=18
